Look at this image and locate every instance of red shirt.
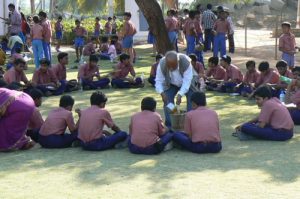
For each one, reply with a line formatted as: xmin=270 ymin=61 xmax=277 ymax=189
xmin=206 ymin=65 xmax=226 ymax=80
xmin=78 ymin=106 xmax=115 ymax=143
xmin=113 ymin=62 xmax=135 ymax=79
xmin=243 ymin=69 xmax=260 ymax=84
xmin=4 ymin=67 xmax=28 ymax=84
xmin=184 ymin=107 xmax=221 ymax=143
xmin=32 ymin=68 xmax=57 ymax=85
xmin=78 ymin=63 xmax=100 ymax=81
xmin=51 ymin=63 xmax=67 ymax=81
xmin=130 ymin=111 xmax=165 ymax=148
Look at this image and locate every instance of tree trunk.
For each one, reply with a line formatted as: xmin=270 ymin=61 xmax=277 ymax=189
xmin=30 ymin=0 xmax=35 ymax=14
xmin=135 ymin=0 xmax=174 ymax=54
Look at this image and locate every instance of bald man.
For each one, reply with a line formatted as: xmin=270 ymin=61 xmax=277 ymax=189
xmin=155 ymin=51 xmax=194 ymax=128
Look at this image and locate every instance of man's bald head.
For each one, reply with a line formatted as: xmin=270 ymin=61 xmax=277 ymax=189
xmin=165 ymin=51 xmax=178 ymax=71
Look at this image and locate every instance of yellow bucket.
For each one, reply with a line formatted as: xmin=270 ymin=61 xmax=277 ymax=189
xmin=170 ymin=111 xmax=186 ymax=131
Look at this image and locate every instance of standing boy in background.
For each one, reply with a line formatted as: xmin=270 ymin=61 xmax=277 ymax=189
xmin=73 ymin=20 xmax=87 ymax=63
xmin=279 ymin=22 xmax=297 ymax=70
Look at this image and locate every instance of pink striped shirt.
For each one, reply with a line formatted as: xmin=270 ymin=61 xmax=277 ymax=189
xmin=78 ymin=106 xmax=115 ymax=143
xmin=4 ymin=67 xmax=28 ymax=84
xmin=32 ymin=68 xmax=57 ymax=85
xmin=184 ymin=107 xmax=221 ymax=143
xmin=206 ymin=65 xmax=226 ymax=80
xmin=130 ymin=111 xmax=165 ymax=148
xmin=78 ymin=63 xmax=99 ymax=81
xmin=40 ymin=107 xmax=77 ymax=136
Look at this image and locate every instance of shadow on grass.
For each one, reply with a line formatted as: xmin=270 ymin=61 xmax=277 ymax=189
xmin=1 ymin=44 xmax=300 ymax=195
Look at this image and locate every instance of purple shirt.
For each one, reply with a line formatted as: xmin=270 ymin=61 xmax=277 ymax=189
xmin=9 ymin=10 xmax=22 ymax=34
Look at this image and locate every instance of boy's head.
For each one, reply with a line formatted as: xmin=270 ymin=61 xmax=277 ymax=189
xmin=38 ymin=11 xmax=47 ymax=20
xmin=39 ymin=58 xmax=50 ymax=73
xmin=57 ymin=52 xmax=68 ymax=65
xmin=220 ymin=55 xmax=231 ymax=67
xmin=90 ymin=91 xmax=107 ymax=108
xmin=113 ymin=16 xmax=116 ymax=20
xmin=95 ymin=17 xmax=100 ymax=21
xmin=207 ymin=4 xmax=212 ymax=10
xmin=253 ymin=85 xmax=272 ymax=107
xmin=218 ymin=10 xmax=226 ymax=20
xmin=124 ymin=12 xmax=132 ymax=20
xmin=191 ymin=92 xmax=206 ymax=109
xmin=183 ymin=9 xmax=189 ymax=15
xmin=8 ymin=3 xmax=15 ymax=11
xmin=75 ymin=19 xmax=81 ymax=26
xmin=59 ymin=95 xmax=75 ymax=111
xmin=292 ymin=66 xmax=300 ymax=80
xmin=89 ymin=54 xmax=99 ymax=67
xmin=14 ymin=58 xmax=26 ymax=72
xmin=58 ymin=16 xmax=62 ymax=21
xmin=119 ymin=53 xmax=130 ymax=64
xmin=101 ymin=36 xmax=109 ymax=43
xmin=33 ymin=15 xmax=40 ymax=23
xmin=281 ymin=22 xmax=291 ymax=34
xmin=189 ymin=54 xmax=197 ymax=66
xmin=189 ymin=10 xmax=196 ymax=19
xmin=208 ymin=57 xmax=219 ymax=68
xmin=169 ymin=9 xmax=176 ymax=16
xmin=246 ymin=60 xmax=256 ymax=72
xmin=141 ymin=97 xmax=156 ymax=112
xmin=276 ymin=60 xmax=288 ymax=75
xmin=258 ymin=61 xmax=270 ymax=74
xmin=108 ymin=17 xmax=112 ymax=21
xmin=15 ymin=47 xmax=21 ymax=54
xmin=29 ymin=88 xmax=43 ymax=107
xmin=156 ymin=54 xmax=163 ymax=62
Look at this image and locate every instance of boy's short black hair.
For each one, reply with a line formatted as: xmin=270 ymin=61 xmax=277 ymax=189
xmin=141 ymin=97 xmax=156 ymax=111
xmin=14 ymin=58 xmax=26 ymax=65
xmin=38 ymin=11 xmax=47 ymax=18
xmin=111 ymin=35 xmax=119 ymax=40
xmin=189 ymin=10 xmax=196 ymax=19
xmin=124 ymin=12 xmax=132 ymax=18
xmin=276 ymin=60 xmax=288 ymax=69
xmin=89 ymin=54 xmax=99 ymax=63
xmin=58 ymin=16 xmax=62 ymax=20
xmin=15 ymin=47 xmax=21 ymax=54
xmin=40 ymin=58 xmax=50 ymax=66
xmin=108 ymin=17 xmax=112 ymax=20
xmin=258 ymin=61 xmax=269 ymax=72
xmin=253 ymin=85 xmax=272 ymax=99
xmin=33 ymin=15 xmax=39 ymax=23
xmin=183 ymin=9 xmax=189 ymax=13
xmin=292 ymin=66 xmax=300 ymax=73
xmin=221 ymin=55 xmax=231 ymax=64
xmin=246 ymin=60 xmax=255 ymax=68
xmin=90 ymin=91 xmax=107 ymax=105
xmin=189 ymin=54 xmax=197 ymax=62
xmin=95 ymin=17 xmax=100 ymax=20
xmin=8 ymin=3 xmax=15 ymax=9
xmin=101 ymin=36 xmax=109 ymax=43
xmin=29 ymin=88 xmax=43 ymax=100
xmin=75 ymin=19 xmax=80 ymax=23
xmin=169 ymin=9 xmax=176 ymax=16
xmin=0 ymin=79 xmax=8 ymax=87
xmin=207 ymin=4 xmax=212 ymax=10
xmin=120 ymin=53 xmax=130 ymax=62
xmin=59 ymin=95 xmax=75 ymax=108
xmin=57 ymin=52 xmax=68 ymax=62
xmin=281 ymin=22 xmax=291 ymax=28
xmin=156 ymin=54 xmax=163 ymax=62
xmin=191 ymin=92 xmax=207 ymax=106
xmin=208 ymin=57 xmax=219 ymax=65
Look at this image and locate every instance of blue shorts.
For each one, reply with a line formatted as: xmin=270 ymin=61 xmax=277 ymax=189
xmin=147 ymin=32 xmax=155 ymax=44
xmin=282 ymin=52 xmax=295 ymax=67
xmin=168 ymin=31 xmax=177 ymax=44
xmin=122 ymin=36 xmax=133 ymax=48
xmin=75 ymin=37 xmax=85 ymax=48
xmin=56 ymin=31 xmax=63 ymax=40
xmin=94 ymin=31 xmax=100 ymax=37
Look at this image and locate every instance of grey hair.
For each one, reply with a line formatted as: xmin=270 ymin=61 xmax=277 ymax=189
xmin=165 ymin=51 xmax=179 ymax=61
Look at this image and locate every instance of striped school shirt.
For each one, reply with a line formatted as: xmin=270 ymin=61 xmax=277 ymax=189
xmin=202 ymin=9 xmax=217 ymax=29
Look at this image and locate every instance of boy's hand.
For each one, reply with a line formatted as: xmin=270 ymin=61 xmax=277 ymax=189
xmin=75 ymin=108 xmax=81 ymax=117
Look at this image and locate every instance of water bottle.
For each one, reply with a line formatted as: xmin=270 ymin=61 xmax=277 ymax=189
xmin=141 ymin=73 xmax=145 ymax=83
xmin=110 ymin=54 xmax=114 ymax=63
xmin=280 ymin=76 xmax=292 ymax=84
xmin=199 ymin=77 xmax=206 ymax=92
xmin=279 ymin=90 xmax=285 ymax=103
xmin=79 ymin=78 xmax=83 ymax=92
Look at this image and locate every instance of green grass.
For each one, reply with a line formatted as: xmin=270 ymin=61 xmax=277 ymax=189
xmin=0 ymin=45 xmax=300 ymax=199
